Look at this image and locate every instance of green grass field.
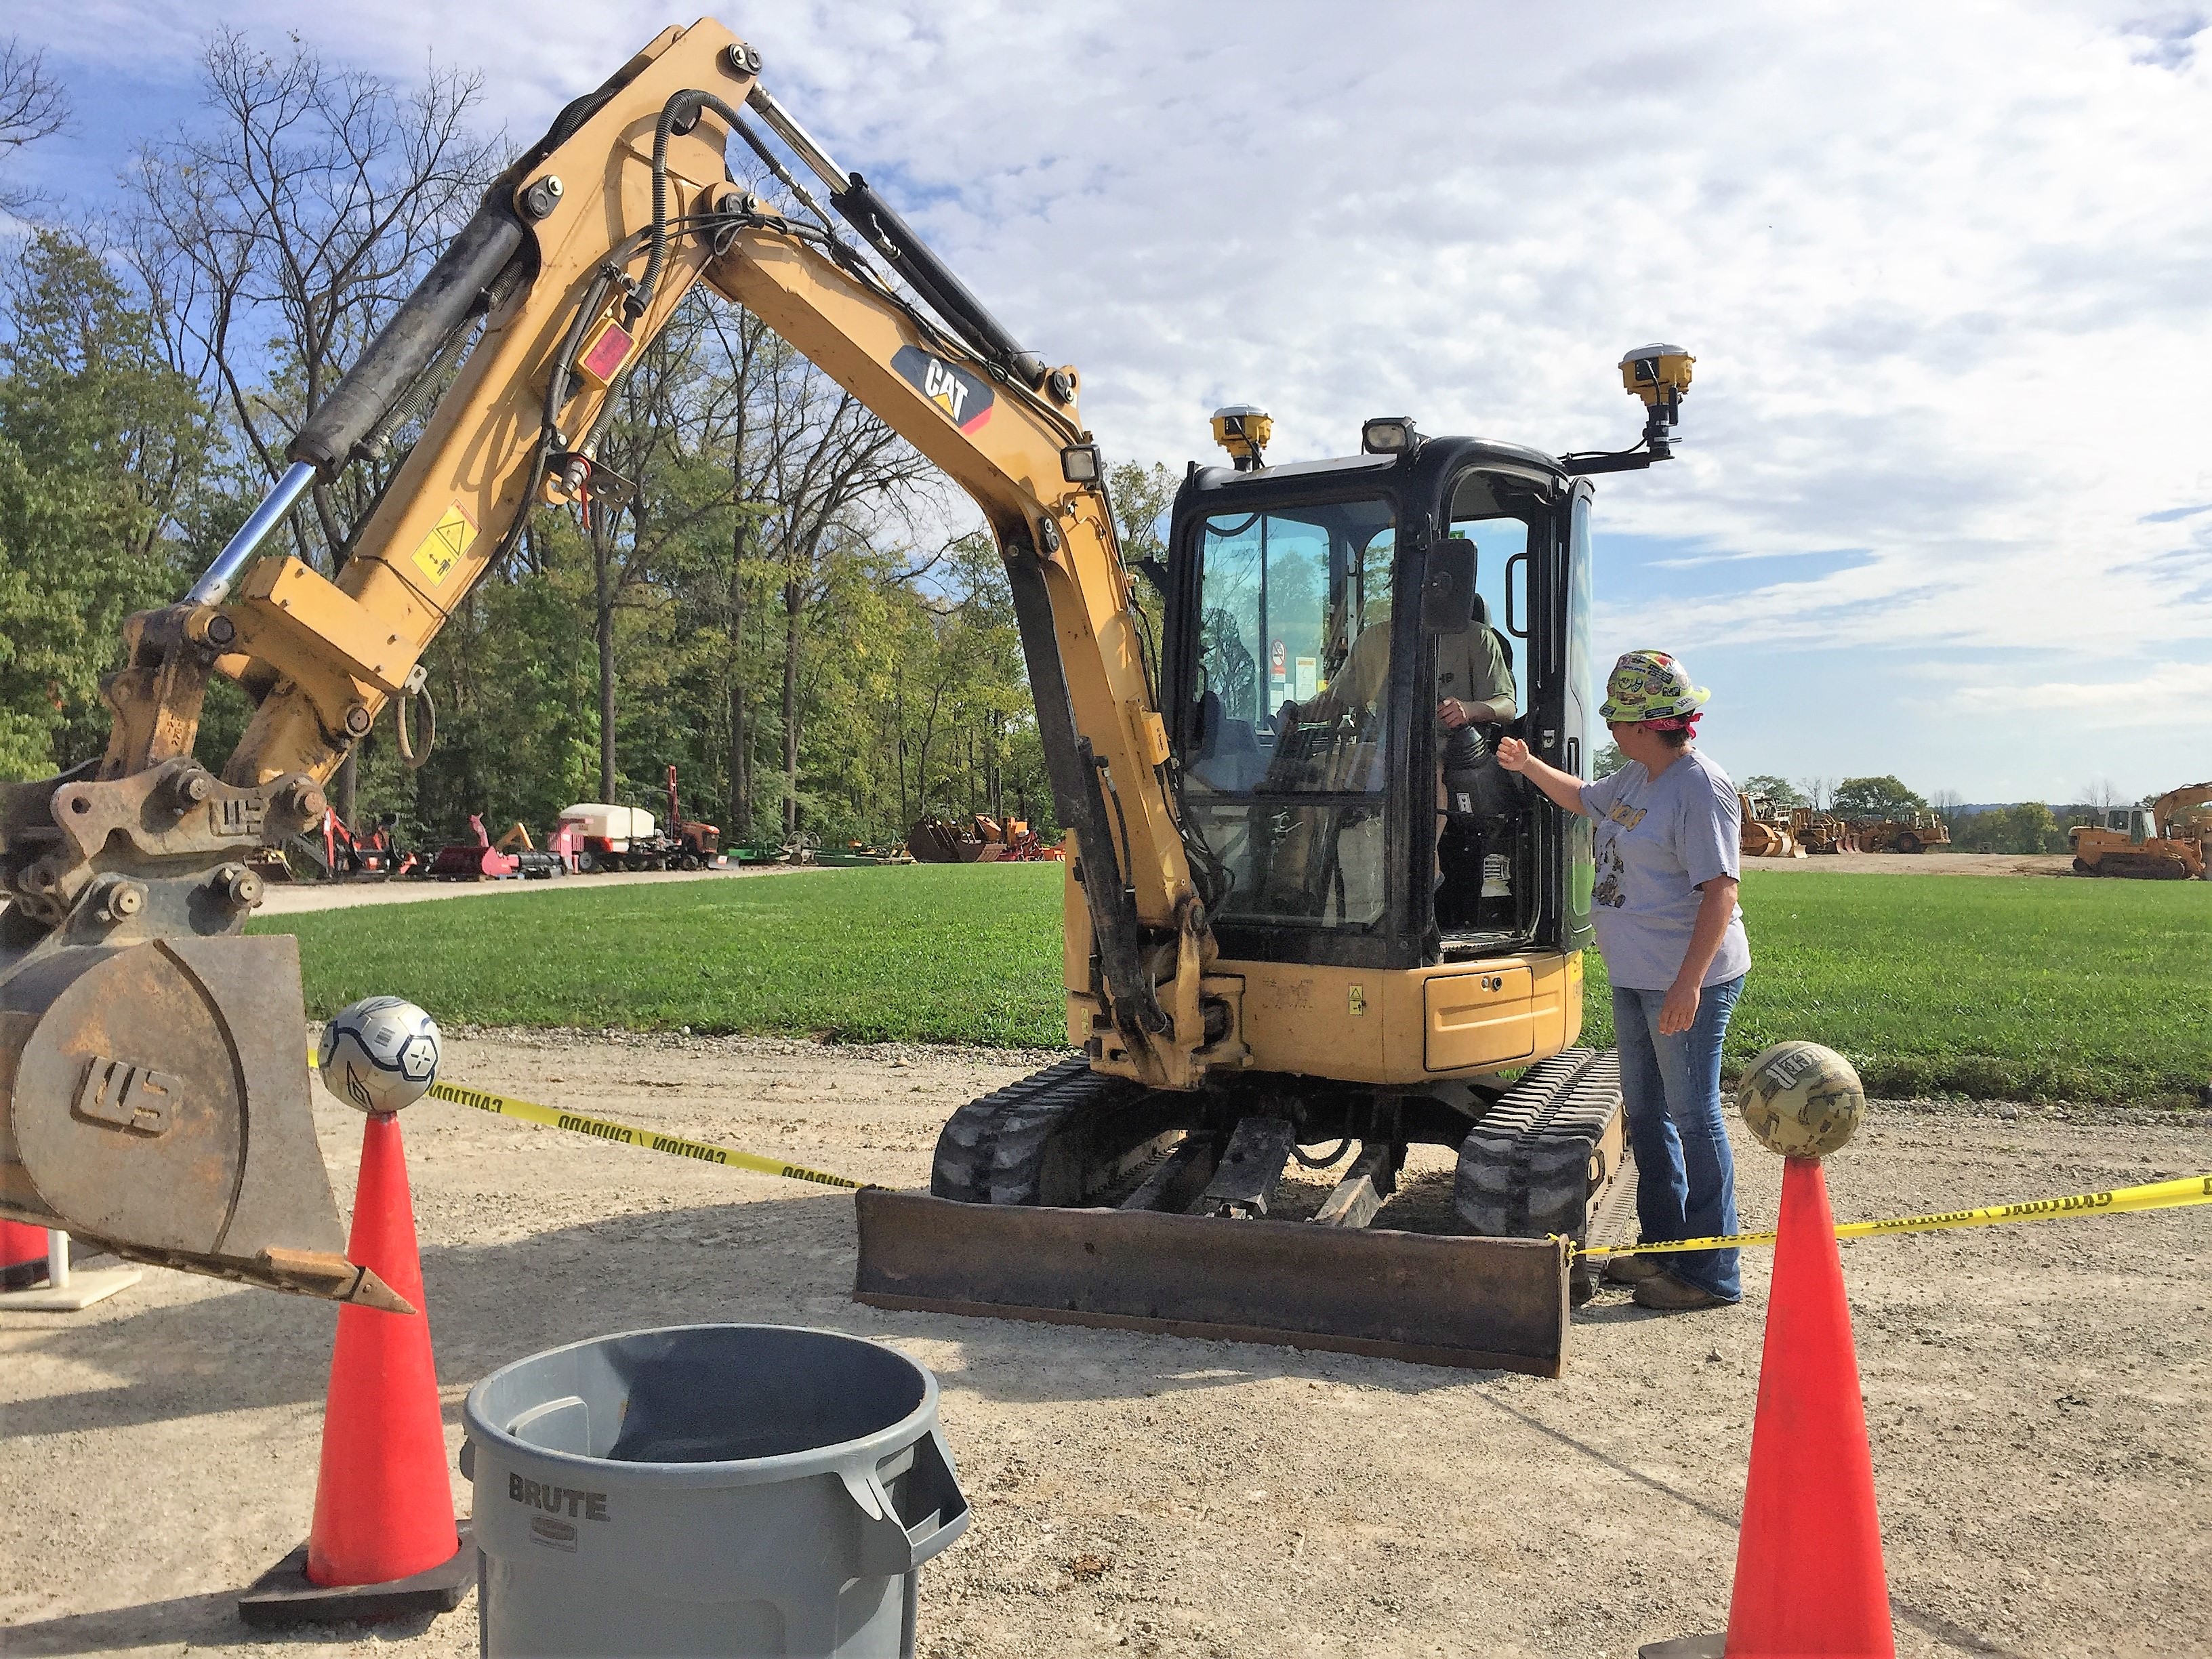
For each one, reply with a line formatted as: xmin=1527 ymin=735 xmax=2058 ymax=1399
xmin=262 ymin=866 xmax=2212 ymax=1105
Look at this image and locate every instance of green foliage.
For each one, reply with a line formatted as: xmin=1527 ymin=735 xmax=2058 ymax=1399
xmin=1741 ymin=773 xmax=1807 ymax=808
xmin=1953 ymin=802 xmax=2067 ymax=854
xmin=0 ymin=232 xmax=209 ymax=776
xmin=269 ymin=867 xmax=2209 ymax=1106
xmin=1593 ymin=741 xmax=1625 ymax=779
xmin=1576 ymin=871 xmax=2208 ymax=1105
xmin=1832 ymin=774 xmax=1927 ymax=819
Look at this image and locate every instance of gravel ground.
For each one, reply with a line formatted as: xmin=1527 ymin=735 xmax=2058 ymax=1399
xmin=1739 ymin=852 xmax=2076 ymax=878
xmin=3 ymin=1029 xmax=2207 ymax=1658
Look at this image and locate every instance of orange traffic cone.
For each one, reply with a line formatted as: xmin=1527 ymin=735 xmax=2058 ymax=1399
xmin=1641 ymin=1155 xmax=1896 ymax=1659
xmin=240 ymin=1111 xmax=475 ymax=1624
xmin=1724 ymin=1155 xmax=1893 ymax=1655
xmin=1 ymin=1218 xmax=48 ymax=1291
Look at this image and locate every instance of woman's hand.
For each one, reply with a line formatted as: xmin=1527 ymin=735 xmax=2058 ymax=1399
xmin=1658 ymin=979 xmax=1701 ymax=1035
xmin=1495 ymin=735 xmax=1531 ymax=772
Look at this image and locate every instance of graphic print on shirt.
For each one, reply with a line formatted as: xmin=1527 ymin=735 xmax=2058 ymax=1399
xmin=1607 ymin=800 xmax=1649 ymax=831
xmin=1593 ymin=823 xmax=1627 ymax=909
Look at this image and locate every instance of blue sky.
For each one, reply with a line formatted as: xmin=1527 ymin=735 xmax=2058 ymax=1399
xmin=7 ymin=1 xmax=2209 ymax=802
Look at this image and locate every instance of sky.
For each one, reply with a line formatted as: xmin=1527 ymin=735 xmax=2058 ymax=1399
xmin=7 ymin=1 xmax=2209 ymax=803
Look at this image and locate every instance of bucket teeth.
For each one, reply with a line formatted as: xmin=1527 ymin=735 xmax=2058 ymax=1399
xmin=89 ymin=1240 xmax=415 ymax=1315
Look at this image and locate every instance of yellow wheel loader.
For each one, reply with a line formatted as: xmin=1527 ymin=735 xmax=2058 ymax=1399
xmin=0 ymin=22 xmax=1697 ymax=1374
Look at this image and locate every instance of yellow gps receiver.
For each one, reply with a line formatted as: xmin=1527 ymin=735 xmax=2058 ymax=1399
xmin=1620 ymin=344 xmax=1694 ymax=407
xmin=1211 ymin=404 xmax=1273 ymax=471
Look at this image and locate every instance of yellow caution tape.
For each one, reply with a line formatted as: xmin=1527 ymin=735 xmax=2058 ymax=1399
xmin=1576 ymin=1172 xmax=2212 ymax=1258
xmin=307 ymin=1049 xmax=866 ymax=1190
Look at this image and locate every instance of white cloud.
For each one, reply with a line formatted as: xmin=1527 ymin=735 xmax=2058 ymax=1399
xmin=14 ymin=0 xmax=2212 ymax=796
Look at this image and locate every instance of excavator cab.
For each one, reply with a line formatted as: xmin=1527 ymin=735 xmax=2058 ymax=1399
xmin=1166 ymin=434 xmax=1596 ymax=972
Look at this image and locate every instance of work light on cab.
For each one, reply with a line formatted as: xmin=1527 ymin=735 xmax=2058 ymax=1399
xmin=1361 ymin=416 xmax=1420 ymax=456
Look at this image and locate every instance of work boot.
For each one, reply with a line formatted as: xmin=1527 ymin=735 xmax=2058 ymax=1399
xmin=1601 ymin=1252 xmax=1664 ymax=1286
xmin=1632 ymin=1270 xmax=1738 ymax=1311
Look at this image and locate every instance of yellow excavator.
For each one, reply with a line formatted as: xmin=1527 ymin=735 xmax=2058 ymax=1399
xmin=2069 ymin=783 xmax=2211 ymax=880
xmin=0 ymin=21 xmax=1695 ymax=1374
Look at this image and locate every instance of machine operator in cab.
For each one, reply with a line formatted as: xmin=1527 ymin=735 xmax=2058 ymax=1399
xmin=1496 ymin=650 xmax=1751 ymax=1313
xmin=1310 ymin=541 xmax=1518 ymax=930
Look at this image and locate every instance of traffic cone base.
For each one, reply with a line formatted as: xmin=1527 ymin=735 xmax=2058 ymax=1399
xmin=1638 ymin=1639 xmax=1723 ymax=1659
xmin=238 ymin=1523 xmax=475 ymax=1627
xmin=240 ymin=1111 xmax=476 ymax=1627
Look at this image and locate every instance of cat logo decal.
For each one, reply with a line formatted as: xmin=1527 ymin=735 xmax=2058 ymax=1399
xmin=892 ymin=346 xmax=994 ymax=435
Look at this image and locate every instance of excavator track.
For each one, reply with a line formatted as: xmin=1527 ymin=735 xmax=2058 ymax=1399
xmin=1454 ymin=1047 xmax=1626 ymax=1300
xmin=930 ymin=1057 xmax=1191 ymax=1208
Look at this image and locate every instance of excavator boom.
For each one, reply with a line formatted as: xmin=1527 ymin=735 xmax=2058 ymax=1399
xmin=0 ymin=20 xmax=1220 ymax=1298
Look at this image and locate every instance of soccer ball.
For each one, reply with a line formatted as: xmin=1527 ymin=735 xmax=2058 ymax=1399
xmin=1736 ymin=1040 xmax=1864 ymax=1157
xmin=317 ymin=997 xmax=441 ymax=1115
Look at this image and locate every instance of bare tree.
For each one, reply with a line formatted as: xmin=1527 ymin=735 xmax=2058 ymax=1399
xmin=2079 ymin=777 xmax=2123 ymax=813
xmin=126 ymin=28 xmax=501 ymax=819
xmin=127 ymin=29 xmax=500 ymax=564
xmin=1795 ymin=775 xmax=1837 ymax=812
xmin=0 ymin=37 xmax=73 ymax=217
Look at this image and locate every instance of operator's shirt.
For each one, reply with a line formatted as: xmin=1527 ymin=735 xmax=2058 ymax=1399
xmin=1328 ymin=622 xmax=1515 ymax=722
xmin=1434 ymin=625 xmax=1515 ymax=724
xmin=1578 ymin=749 xmax=1752 ymax=991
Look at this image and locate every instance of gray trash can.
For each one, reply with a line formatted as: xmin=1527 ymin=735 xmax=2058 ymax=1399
xmin=462 ymin=1324 xmax=969 ymax=1658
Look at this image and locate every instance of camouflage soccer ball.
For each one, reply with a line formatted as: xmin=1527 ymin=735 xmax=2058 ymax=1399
xmin=1736 ymin=1041 xmax=1864 ymax=1156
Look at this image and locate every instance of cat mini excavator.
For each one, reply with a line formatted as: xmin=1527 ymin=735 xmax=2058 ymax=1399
xmin=0 ymin=21 xmax=1694 ymax=1372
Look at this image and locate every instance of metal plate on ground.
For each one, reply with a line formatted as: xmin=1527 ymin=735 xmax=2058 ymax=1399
xmin=853 ymin=1190 xmax=1572 ymax=1377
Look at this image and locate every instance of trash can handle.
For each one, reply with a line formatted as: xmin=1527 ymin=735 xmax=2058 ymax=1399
xmin=839 ymin=1432 xmax=971 ymax=1574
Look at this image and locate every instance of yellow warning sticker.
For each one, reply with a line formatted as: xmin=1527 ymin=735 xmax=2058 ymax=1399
xmin=410 ymin=504 xmax=478 ymax=588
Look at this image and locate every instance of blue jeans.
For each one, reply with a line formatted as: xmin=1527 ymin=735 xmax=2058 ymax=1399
xmin=1612 ymin=975 xmax=1746 ymax=1300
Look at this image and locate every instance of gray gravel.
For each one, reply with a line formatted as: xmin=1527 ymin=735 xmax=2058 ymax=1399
xmin=3 ymin=1029 xmax=2207 ymax=1658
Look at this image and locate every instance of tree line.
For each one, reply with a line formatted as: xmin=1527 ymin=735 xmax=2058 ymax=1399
xmin=0 ymin=33 xmax=1188 ymax=853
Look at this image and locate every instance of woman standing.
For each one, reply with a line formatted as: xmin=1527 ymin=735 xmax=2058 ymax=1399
xmin=1496 ymin=650 xmax=1750 ymax=1311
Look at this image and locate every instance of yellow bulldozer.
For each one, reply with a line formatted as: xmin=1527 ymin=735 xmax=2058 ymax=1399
xmin=1790 ymin=806 xmax=1858 ymax=855
xmin=2069 ymin=783 xmax=2211 ymax=880
xmin=0 ymin=20 xmax=1706 ymax=1374
xmin=1850 ymin=811 xmax=1951 ymax=855
xmin=1738 ymin=794 xmax=1805 ymax=858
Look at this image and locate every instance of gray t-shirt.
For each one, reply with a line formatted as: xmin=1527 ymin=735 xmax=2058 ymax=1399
xmin=1578 ymin=749 xmax=1752 ymax=991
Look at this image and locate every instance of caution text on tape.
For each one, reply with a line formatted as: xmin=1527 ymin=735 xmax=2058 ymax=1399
xmin=1576 ymin=1172 xmax=2212 ymax=1258
xmin=425 ymin=1081 xmax=869 ymax=1189
xmin=308 ymin=1048 xmax=865 ymax=1190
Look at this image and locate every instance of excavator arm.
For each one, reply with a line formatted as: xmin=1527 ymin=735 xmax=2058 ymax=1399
xmin=0 ymin=20 xmax=1225 ymax=1302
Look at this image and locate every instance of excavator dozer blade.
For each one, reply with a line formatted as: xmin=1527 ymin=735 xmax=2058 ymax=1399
xmin=853 ymin=1189 xmax=1572 ymax=1378
xmin=0 ymin=933 xmax=410 ymax=1313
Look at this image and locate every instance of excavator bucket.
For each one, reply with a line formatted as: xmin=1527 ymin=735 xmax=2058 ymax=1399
xmin=0 ymin=933 xmax=410 ymax=1311
xmin=855 ymin=1191 xmax=1574 ymax=1376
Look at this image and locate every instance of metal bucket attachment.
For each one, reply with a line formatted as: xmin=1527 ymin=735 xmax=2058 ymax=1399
xmin=853 ymin=1189 xmax=1572 ymax=1377
xmin=0 ymin=934 xmax=406 ymax=1310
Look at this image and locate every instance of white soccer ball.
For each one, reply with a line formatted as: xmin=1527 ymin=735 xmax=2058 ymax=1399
xmin=317 ymin=996 xmax=442 ymax=1115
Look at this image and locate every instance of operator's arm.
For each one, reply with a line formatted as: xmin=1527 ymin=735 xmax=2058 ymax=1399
xmin=1437 ymin=628 xmax=1517 ymax=730
xmin=1495 ymin=737 xmax=1591 ymax=817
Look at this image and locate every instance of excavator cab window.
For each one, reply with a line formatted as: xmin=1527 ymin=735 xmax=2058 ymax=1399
xmin=1183 ymin=497 xmax=1399 ymax=935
